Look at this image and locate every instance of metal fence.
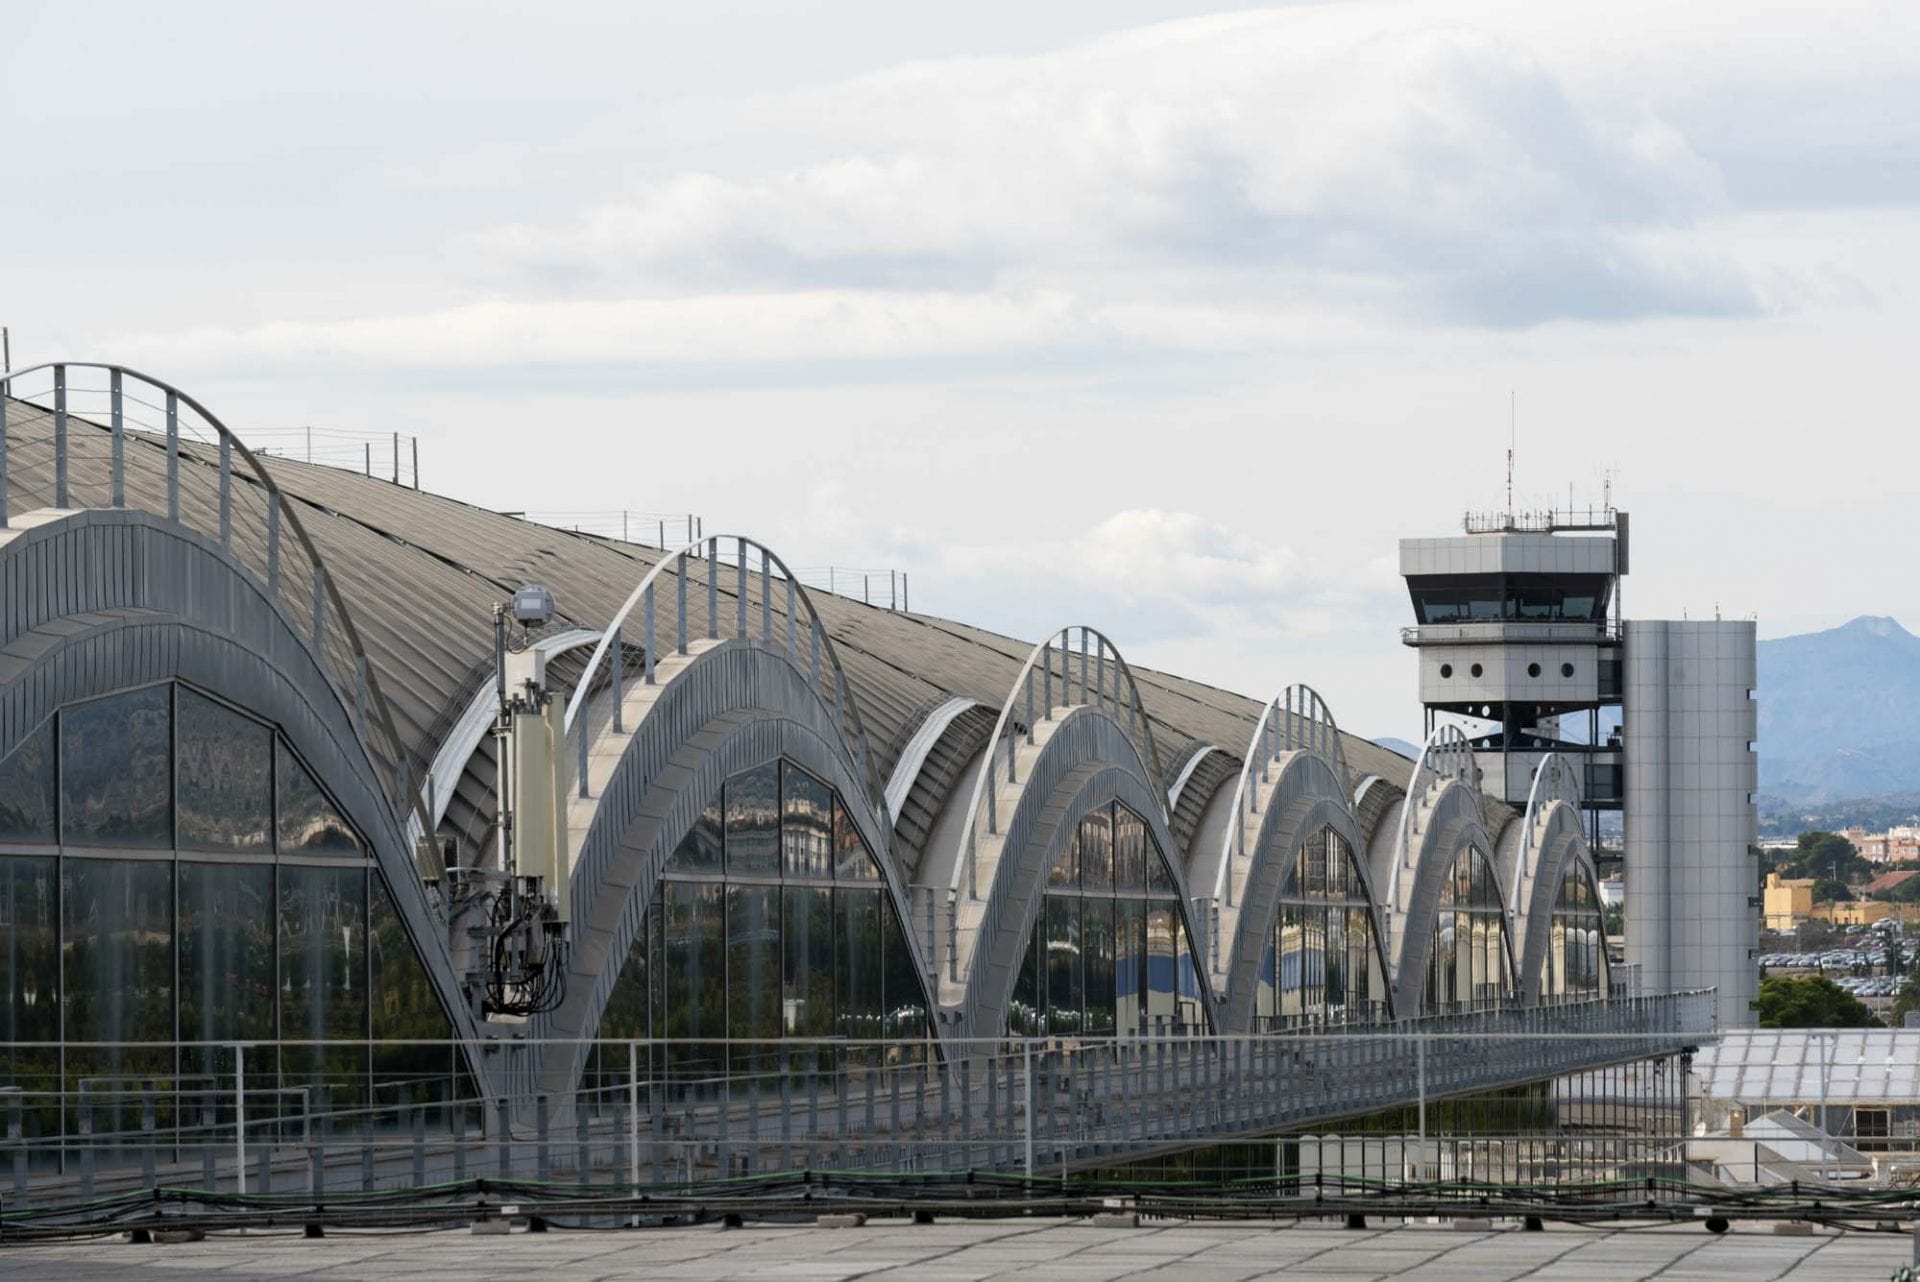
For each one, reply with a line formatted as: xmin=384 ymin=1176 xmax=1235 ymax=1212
xmin=0 ymin=991 xmax=1714 ymax=1215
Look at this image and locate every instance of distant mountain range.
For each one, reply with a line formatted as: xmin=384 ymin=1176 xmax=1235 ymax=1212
xmin=1758 ymin=616 xmax=1920 ymax=807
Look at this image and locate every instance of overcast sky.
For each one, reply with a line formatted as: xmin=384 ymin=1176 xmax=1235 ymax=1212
xmin=5 ymin=1 xmax=1916 ymax=740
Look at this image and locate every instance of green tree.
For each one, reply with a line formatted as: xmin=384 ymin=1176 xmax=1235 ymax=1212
xmin=1752 ymin=975 xmax=1881 ymax=1029
xmin=1603 ymin=903 xmax=1624 ymax=937
xmin=1892 ymin=977 xmax=1920 ymax=1028
xmin=1786 ymin=831 xmax=1868 ymax=883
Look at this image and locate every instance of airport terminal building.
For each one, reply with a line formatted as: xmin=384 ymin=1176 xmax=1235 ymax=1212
xmin=0 ymin=364 xmax=1734 ymax=1182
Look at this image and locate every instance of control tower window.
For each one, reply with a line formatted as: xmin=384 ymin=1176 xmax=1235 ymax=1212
xmin=1408 ymin=574 xmax=1612 ymax=624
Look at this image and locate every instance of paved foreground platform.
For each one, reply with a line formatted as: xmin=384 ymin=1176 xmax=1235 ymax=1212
xmin=0 ymin=1216 xmax=1909 ymax=1280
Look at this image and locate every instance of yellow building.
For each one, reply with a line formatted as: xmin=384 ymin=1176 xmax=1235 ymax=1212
xmin=1763 ymin=872 xmax=1814 ymax=931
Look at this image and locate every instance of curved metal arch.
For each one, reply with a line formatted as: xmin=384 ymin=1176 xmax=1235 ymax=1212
xmin=946 ymin=625 xmax=1166 ymax=904
xmin=1386 ymin=722 xmax=1478 ymax=915
xmin=1513 ymin=807 xmax=1614 ymax=1005
xmin=560 ymin=533 xmax=885 ymax=822
xmin=1511 ymin=752 xmax=1584 ymax=911
xmin=1213 ymin=684 xmax=1352 ymax=909
xmin=1210 ymin=751 xmax=1397 ymax=1028
xmin=0 ymin=360 xmax=434 ymax=846
xmin=1392 ymin=825 xmax=1521 ymax=1016
xmin=884 ymin=696 xmax=985 ymax=821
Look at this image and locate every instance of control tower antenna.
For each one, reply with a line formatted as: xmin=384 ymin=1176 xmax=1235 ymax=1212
xmin=1506 ymin=390 xmax=1515 ymax=519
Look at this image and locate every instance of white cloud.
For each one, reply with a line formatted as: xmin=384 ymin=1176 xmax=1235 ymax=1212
xmin=485 ymin=8 xmax=1747 ymax=326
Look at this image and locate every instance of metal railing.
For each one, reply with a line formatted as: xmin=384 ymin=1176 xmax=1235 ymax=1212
xmin=1400 ymin=620 xmax=1625 ymax=646
xmin=560 ymin=534 xmax=883 ymax=818
xmin=0 ymin=362 xmax=433 ymax=845
xmin=791 ymin=565 xmax=911 ymax=612
xmin=0 ymin=992 xmax=1714 ymax=1215
xmin=1387 ymin=724 xmax=1477 ymax=915
xmin=517 ymin=510 xmax=702 ymax=548
xmin=1213 ymin=685 xmax=1352 ymax=914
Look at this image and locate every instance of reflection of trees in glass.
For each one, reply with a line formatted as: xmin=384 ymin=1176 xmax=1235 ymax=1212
xmin=61 ymin=685 xmax=171 ymax=847
xmin=0 ymin=720 xmax=56 ymax=841
xmin=176 ymin=689 xmax=272 ymax=852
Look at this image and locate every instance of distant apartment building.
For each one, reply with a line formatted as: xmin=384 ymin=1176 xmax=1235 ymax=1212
xmin=1839 ymin=826 xmax=1920 ymax=864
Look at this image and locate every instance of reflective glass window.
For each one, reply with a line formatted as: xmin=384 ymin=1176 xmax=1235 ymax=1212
xmin=882 ymin=903 xmax=929 ymax=1042
xmin=62 ymin=857 xmax=175 ymax=1132
xmin=1043 ymin=896 xmax=1082 ymax=1036
xmin=783 ymin=885 xmax=834 ymax=1037
xmin=1082 ymin=898 xmax=1116 ymax=1036
xmin=1079 ymin=809 xmax=1113 ymax=893
xmin=662 ymin=881 xmax=724 ymax=1071
xmin=0 ymin=719 xmax=56 ymax=842
xmin=666 ymin=798 xmax=722 ymax=874
xmin=279 ymin=864 xmax=369 ymax=1105
xmin=1146 ymin=902 xmax=1177 ymax=1031
xmin=370 ymin=876 xmax=455 ymax=1105
xmin=176 ymin=688 xmax=272 ymax=852
xmin=178 ymin=862 xmax=274 ymax=1067
xmin=838 ymin=887 xmax=883 ymax=1039
xmin=276 ymin=740 xmax=360 ymax=856
xmin=726 ymin=885 xmax=780 ymax=1067
xmin=1009 ymin=926 xmax=1041 ymax=1037
xmin=1046 ymin=828 xmax=1079 ymax=888
xmin=1115 ymin=898 xmax=1145 ymax=1037
xmin=833 ymin=800 xmax=880 ymax=881
xmin=61 ymin=685 xmax=171 ymax=848
xmin=0 ymin=855 xmax=58 ymax=1102
xmin=1113 ymin=805 xmax=1146 ymax=891
xmin=725 ymin=763 xmax=779 ymax=877
xmin=780 ymin=763 xmax=833 ymax=880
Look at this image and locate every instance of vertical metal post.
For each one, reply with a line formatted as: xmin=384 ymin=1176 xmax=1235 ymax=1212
xmin=676 ymin=556 xmax=688 ymax=653
xmin=628 ymin=1042 xmax=641 ymax=1192
xmin=1415 ymin=1036 xmax=1426 ymax=1146
xmin=364 ymin=442 xmax=370 ymax=475
xmin=707 ymin=538 xmax=718 ymax=638
xmin=0 ymin=389 xmax=9 ymax=529
xmin=1025 ymin=667 xmax=1034 ymax=745
xmin=412 ymin=437 xmax=419 ymax=489
xmin=644 ymin=585 xmax=656 ymax=685
xmin=890 ymin=570 xmax=897 ymax=611
xmin=1022 ymin=1040 xmax=1035 ymax=1181
xmin=863 ymin=573 xmax=869 ymax=605
xmin=612 ymin=623 xmax=624 ymax=733
xmin=391 ymin=431 xmax=399 ymax=483
xmin=164 ymin=391 xmax=179 ymax=521
xmin=235 ymin=1044 xmax=248 ymax=1196
xmin=52 ymin=365 xmax=67 ymax=508
xmin=902 ymin=573 xmax=908 ymax=612
xmin=760 ymin=547 xmax=772 ymax=644
xmin=809 ymin=621 xmax=820 ymax=689
xmin=578 ymin=703 xmax=590 ymax=800
xmin=266 ymin=491 xmax=281 ymax=595
xmin=109 ymin=369 xmax=124 ymax=506
xmin=736 ymin=541 xmax=747 ymax=636
xmin=1043 ymin=637 xmax=1052 ymax=715
xmin=785 ymin=577 xmax=797 ymax=665
xmin=218 ymin=435 xmax=232 ymax=548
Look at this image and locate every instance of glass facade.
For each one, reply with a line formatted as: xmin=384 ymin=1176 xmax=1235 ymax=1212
xmin=1542 ymin=863 xmax=1609 ymax=1002
xmin=1424 ymin=846 xmax=1513 ymax=1013
xmin=1010 ymin=801 xmax=1207 ymax=1036
xmin=0 ymin=681 xmax=464 ymax=1142
xmin=595 ymin=757 xmax=931 ymax=1082
xmin=1256 ymin=827 xmax=1388 ymax=1028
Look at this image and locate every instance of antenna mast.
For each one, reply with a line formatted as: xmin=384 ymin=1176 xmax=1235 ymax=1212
xmin=1506 ymin=390 xmax=1515 ymax=520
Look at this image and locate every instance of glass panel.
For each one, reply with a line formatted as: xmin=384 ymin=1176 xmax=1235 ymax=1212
xmin=838 ymin=887 xmax=883 ymax=1039
xmin=1256 ymin=939 xmax=1277 ymax=1022
xmin=276 ymin=740 xmax=360 ymax=855
xmin=595 ymin=901 xmax=649 ymax=1095
xmin=1080 ymin=809 xmax=1113 ymax=893
xmin=833 ymin=800 xmax=880 ymax=881
xmin=1043 ymin=895 xmax=1082 ymax=1036
xmin=0 ymin=855 xmax=59 ymax=1133
xmin=726 ymin=884 xmax=780 ymax=1072
xmin=1082 ymin=898 xmax=1116 ymax=1036
xmin=1279 ymin=902 xmax=1306 ymax=1019
xmin=1146 ymin=901 xmax=1177 ymax=1031
xmin=666 ymin=797 xmax=723 ymax=874
xmin=179 ymin=862 xmax=274 ymax=1091
xmin=1009 ymin=925 xmax=1041 ymax=1038
xmin=1175 ymin=913 xmax=1204 ymax=1031
xmin=0 ymin=718 xmax=56 ymax=842
xmin=1113 ymin=805 xmax=1146 ymax=892
xmin=725 ymin=763 xmax=779 ymax=877
xmin=1046 ymin=827 xmax=1079 ymax=889
xmin=780 ymin=762 xmax=833 ymax=881
xmin=61 ymin=685 xmax=171 ymax=848
xmin=62 ymin=858 xmax=174 ymax=1134
xmin=176 ymin=689 xmax=273 ymax=852
xmin=662 ymin=881 xmax=724 ymax=1073
xmin=370 ymin=876 xmax=455 ymax=1107
xmin=881 ymin=900 xmax=928 ymax=1043
xmin=279 ymin=864 xmax=369 ymax=1107
xmin=1115 ymin=898 xmax=1145 ymax=1037
xmin=783 ymin=884 xmax=835 ymax=1037
xmin=1146 ymin=840 xmax=1176 ymax=895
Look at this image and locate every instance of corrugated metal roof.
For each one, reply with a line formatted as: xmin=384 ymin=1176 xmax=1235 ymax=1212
xmin=3 ymin=396 xmax=1415 ymax=856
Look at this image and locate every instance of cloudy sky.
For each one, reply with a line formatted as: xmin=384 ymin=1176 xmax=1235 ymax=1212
xmin=5 ymin=1 xmax=1915 ymax=740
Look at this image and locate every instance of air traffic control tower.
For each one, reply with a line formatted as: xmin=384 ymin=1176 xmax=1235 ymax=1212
xmin=1400 ymin=507 xmax=1758 ymax=1027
